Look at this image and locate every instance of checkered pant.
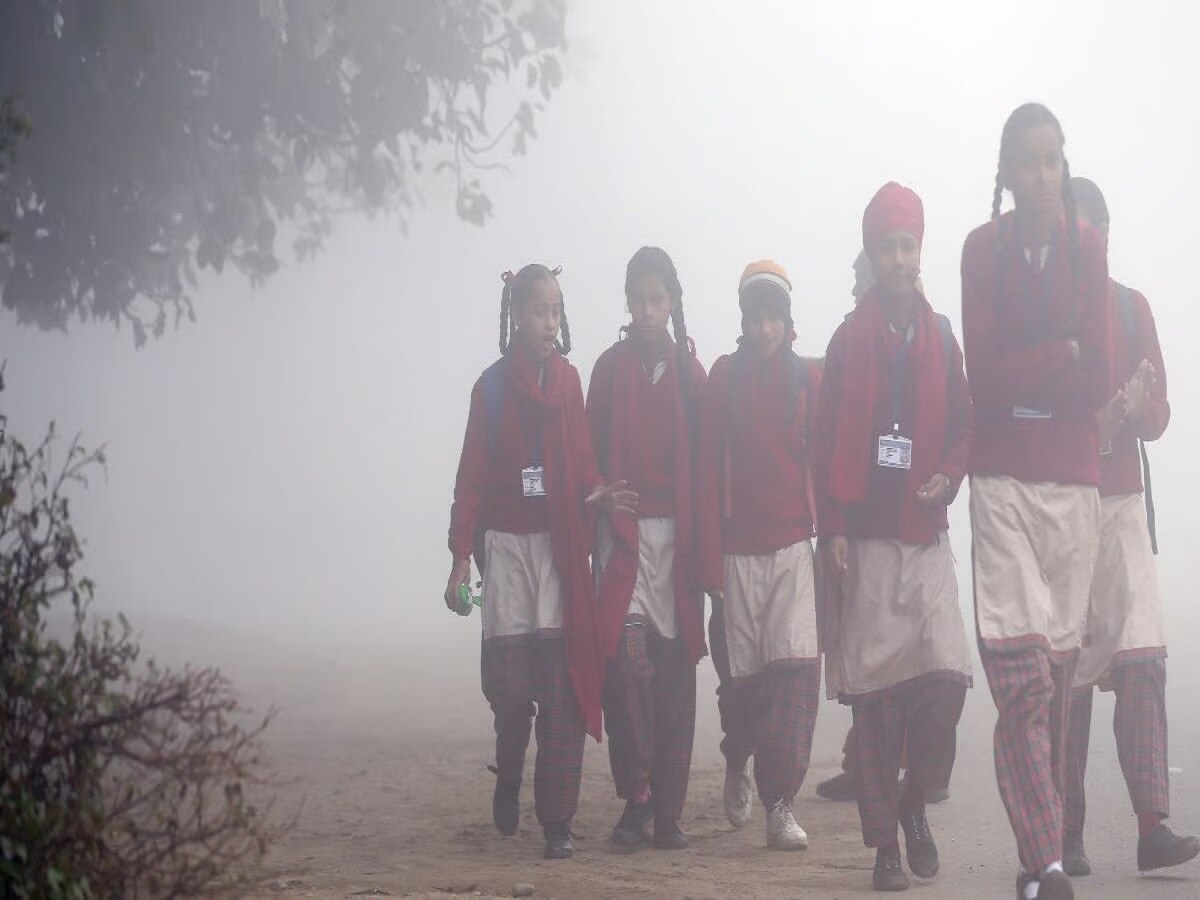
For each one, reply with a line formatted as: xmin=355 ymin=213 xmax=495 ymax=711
xmin=602 ymin=622 xmax=697 ymax=820
xmin=709 ymin=595 xmax=754 ymax=765
xmin=981 ymin=645 xmax=1076 ymax=872
xmin=850 ymin=679 xmax=967 ymax=847
xmin=1064 ymin=658 xmax=1170 ymax=836
xmin=482 ymin=633 xmax=585 ymax=827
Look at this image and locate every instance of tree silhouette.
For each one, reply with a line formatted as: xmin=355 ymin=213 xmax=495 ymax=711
xmin=0 ymin=1 xmax=568 ymax=343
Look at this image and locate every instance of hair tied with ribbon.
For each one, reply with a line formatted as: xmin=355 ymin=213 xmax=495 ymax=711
xmin=500 ymin=270 xmax=515 ymax=285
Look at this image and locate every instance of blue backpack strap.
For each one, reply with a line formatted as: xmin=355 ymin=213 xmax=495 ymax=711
xmin=481 ymin=358 xmax=506 ymax=455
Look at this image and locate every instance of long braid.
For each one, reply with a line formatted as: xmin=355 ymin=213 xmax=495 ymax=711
xmin=558 ymin=312 xmax=572 ymax=355
xmin=991 ymin=166 xmax=1004 ymax=220
xmin=669 ymin=302 xmax=694 ymax=434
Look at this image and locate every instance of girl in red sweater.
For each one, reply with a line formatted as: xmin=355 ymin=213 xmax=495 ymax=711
xmin=1060 ymin=176 xmax=1198 ymax=877
xmin=587 ymin=246 xmax=708 ymax=851
xmin=960 ymin=103 xmax=1112 ymax=900
xmin=816 ymin=183 xmax=974 ymax=892
xmin=445 ymin=264 xmax=635 ymax=860
xmin=697 ymin=260 xmax=822 ymax=851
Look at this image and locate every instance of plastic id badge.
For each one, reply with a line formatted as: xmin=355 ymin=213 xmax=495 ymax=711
xmin=877 ymin=434 xmax=913 ymax=470
xmin=1013 ymin=406 xmax=1052 ymax=420
xmin=521 ymin=466 xmax=547 ymax=498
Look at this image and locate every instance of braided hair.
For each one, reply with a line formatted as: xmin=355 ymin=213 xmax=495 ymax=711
xmin=499 ymin=263 xmax=569 ymax=356
xmin=991 ymin=102 xmax=1081 ymax=291
xmin=624 ymin=246 xmax=694 ymax=428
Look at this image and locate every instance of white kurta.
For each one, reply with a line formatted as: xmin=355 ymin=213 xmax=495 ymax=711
xmin=970 ymin=474 xmax=1100 ymax=654
xmin=595 ymin=516 xmax=679 ymax=639
xmin=1075 ymin=492 xmax=1166 ymax=688
xmin=480 ymin=530 xmax=563 ymax=639
xmin=830 ymin=534 xmax=973 ymax=699
xmin=721 ymin=539 xmax=819 ymax=680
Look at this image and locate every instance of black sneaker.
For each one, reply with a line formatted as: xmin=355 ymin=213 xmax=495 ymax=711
xmin=543 ymin=823 xmax=574 ymax=860
xmin=815 ymin=770 xmax=857 ymax=801
xmin=492 ymin=774 xmax=520 ymax=836
xmin=653 ymin=817 xmax=689 ymax=850
xmin=1137 ymin=824 xmax=1200 ymax=872
xmin=611 ymin=799 xmax=651 ymax=847
xmin=1063 ymin=831 xmax=1091 ymax=877
xmin=899 ymin=808 xmax=938 ymax=879
xmin=873 ymin=847 xmax=910 ymax=892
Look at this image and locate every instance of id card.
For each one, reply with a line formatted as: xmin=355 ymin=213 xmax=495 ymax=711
xmin=1013 ymin=405 xmax=1052 ymax=420
xmin=521 ymin=466 xmax=547 ymax=498
xmin=877 ymin=434 xmax=913 ymax=470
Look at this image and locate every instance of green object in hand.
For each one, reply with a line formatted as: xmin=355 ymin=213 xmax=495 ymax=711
xmin=458 ymin=582 xmax=482 ymax=611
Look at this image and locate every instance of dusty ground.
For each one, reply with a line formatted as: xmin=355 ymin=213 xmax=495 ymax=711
xmin=139 ymin=618 xmax=1200 ymax=899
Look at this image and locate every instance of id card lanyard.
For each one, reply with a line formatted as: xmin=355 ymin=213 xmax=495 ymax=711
xmin=878 ymin=331 xmax=914 ymax=471
xmin=520 ymin=396 xmax=547 ymax=498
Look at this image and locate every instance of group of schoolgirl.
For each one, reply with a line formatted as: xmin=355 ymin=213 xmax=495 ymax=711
xmin=445 ymin=101 xmax=1194 ymax=899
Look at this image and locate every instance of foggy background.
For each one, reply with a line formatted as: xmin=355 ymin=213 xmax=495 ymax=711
xmin=3 ymin=2 xmax=1200 ymax=869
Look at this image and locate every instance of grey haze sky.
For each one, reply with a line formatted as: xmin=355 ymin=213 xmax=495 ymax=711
xmin=1 ymin=0 xmax=1197 ymax=648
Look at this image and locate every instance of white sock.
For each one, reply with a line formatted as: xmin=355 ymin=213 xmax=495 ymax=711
xmin=1041 ymin=861 xmax=1064 ymax=878
xmin=1023 ymin=879 xmax=1039 ymax=900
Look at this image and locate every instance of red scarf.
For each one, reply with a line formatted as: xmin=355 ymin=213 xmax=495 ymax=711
xmin=594 ymin=337 xmax=707 ymax=665
xmin=505 ymin=347 xmax=604 ymax=739
xmin=828 ymin=286 xmax=948 ymax=539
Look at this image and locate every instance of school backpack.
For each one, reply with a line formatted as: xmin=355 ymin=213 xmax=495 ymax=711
xmin=1113 ymin=282 xmax=1158 ymax=555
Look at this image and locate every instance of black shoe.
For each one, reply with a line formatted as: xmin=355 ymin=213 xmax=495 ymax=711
xmin=492 ymin=774 xmax=520 ymax=836
xmin=873 ymin=847 xmax=910 ymax=892
xmin=653 ymin=817 xmax=690 ymax=850
xmin=816 ymin=770 xmax=857 ymax=801
xmin=898 ymin=773 xmax=948 ymax=804
xmin=1063 ymin=831 xmax=1091 ymax=877
xmin=543 ymin=823 xmax=574 ymax=860
xmin=1137 ymin=824 xmax=1200 ymax=872
xmin=899 ymin=808 xmax=938 ymax=879
xmin=611 ymin=799 xmax=651 ymax=847
xmin=1037 ymin=869 xmax=1074 ymax=900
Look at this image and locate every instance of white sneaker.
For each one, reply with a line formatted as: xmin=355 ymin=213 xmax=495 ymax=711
xmin=766 ymin=799 xmax=808 ymax=851
xmin=723 ymin=759 xmax=754 ymax=828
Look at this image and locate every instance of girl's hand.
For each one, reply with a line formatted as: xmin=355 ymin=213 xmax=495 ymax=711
xmin=1124 ymin=359 xmax=1156 ymax=420
xmin=444 ymin=558 xmax=472 ymax=615
xmin=826 ymin=536 xmax=850 ymax=579
xmin=915 ymin=473 xmax=951 ymax=506
xmin=585 ymin=480 xmax=639 ymax=516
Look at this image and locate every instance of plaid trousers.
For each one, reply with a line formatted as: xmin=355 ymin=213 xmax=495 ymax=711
xmin=602 ymin=622 xmax=697 ymax=820
xmin=747 ymin=661 xmax=822 ymax=805
xmin=709 ymin=595 xmax=755 ymax=766
xmin=1064 ymin=658 xmax=1170 ymax=836
xmin=981 ymin=645 xmax=1076 ymax=872
xmin=482 ymin=633 xmax=585 ymax=827
xmin=850 ymin=679 xmax=967 ymax=847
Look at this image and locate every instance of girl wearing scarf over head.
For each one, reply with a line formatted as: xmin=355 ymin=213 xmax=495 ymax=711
xmin=587 ymin=246 xmax=708 ymax=851
xmin=446 ymin=264 xmax=637 ymax=861
xmin=961 ymin=103 xmax=1113 ymax=900
xmin=814 ymin=183 xmax=974 ymax=892
xmin=697 ymin=260 xmax=823 ymax=851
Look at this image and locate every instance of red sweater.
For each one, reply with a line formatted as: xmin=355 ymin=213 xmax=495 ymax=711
xmin=1100 ymin=281 xmax=1169 ymax=497
xmin=448 ymin=348 xmax=601 ymax=561
xmin=815 ymin=313 xmax=973 ymax=545
xmin=697 ymin=348 xmax=822 ymax=592
xmin=961 ymin=212 xmax=1113 ymax=485
xmin=587 ymin=341 xmax=707 ymax=519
